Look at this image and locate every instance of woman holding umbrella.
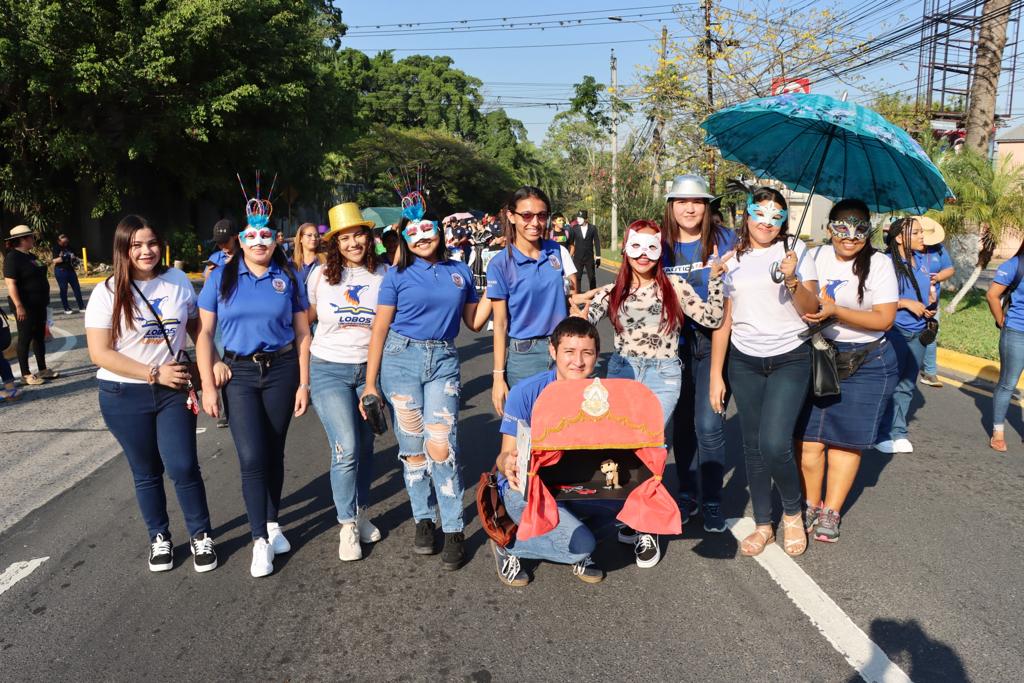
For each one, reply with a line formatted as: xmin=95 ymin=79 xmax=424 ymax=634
xmin=796 ymin=200 xmax=899 ymax=543
xmin=874 ymin=218 xmax=934 ymax=455
xmin=714 ymin=186 xmax=819 ymax=557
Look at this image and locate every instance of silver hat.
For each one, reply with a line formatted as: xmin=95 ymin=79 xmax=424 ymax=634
xmin=665 ymin=174 xmax=714 ymax=201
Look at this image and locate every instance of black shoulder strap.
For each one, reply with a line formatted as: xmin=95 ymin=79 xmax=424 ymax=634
xmin=130 ymin=279 xmax=175 ymax=357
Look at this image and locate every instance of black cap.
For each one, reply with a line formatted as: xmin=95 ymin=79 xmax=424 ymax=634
xmin=212 ymin=218 xmax=235 ymax=245
xmin=577 ymin=209 xmax=588 ymax=219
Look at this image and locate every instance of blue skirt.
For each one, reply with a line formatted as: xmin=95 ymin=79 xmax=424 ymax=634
xmin=797 ymin=339 xmax=898 ymax=450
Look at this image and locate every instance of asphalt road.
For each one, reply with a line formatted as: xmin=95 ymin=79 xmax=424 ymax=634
xmin=0 ymin=274 xmax=1021 ymax=682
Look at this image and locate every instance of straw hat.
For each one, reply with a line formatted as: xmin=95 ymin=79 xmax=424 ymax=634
xmin=913 ymin=215 xmax=945 ymax=246
xmin=5 ymin=225 xmax=33 ymax=241
xmin=325 ymin=202 xmax=374 ymax=241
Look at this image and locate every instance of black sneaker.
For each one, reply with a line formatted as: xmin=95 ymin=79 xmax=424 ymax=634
xmin=190 ymin=533 xmax=218 ymax=573
xmin=634 ymin=534 xmax=661 ymax=568
xmin=617 ymin=524 xmax=638 ymax=544
xmin=702 ymin=502 xmax=727 ymax=533
xmin=413 ymin=519 xmax=437 ymax=555
xmin=148 ymin=533 xmax=173 ymax=572
xmin=216 ymin=417 xmax=229 ymax=429
xmin=677 ymin=494 xmax=698 ymax=523
xmin=490 ymin=540 xmax=528 ymax=587
xmin=440 ymin=532 xmax=466 ymax=570
xmin=571 ymin=556 xmax=605 ymax=583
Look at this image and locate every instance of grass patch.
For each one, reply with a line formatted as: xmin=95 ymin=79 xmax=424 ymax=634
xmin=938 ymin=289 xmax=999 ymax=361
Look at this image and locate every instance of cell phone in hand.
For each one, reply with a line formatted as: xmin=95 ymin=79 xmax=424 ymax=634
xmin=361 ymin=395 xmax=388 ymax=435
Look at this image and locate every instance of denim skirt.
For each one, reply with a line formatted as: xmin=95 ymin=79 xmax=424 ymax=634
xmin=797 ymin=338 xmax=898 ymax=450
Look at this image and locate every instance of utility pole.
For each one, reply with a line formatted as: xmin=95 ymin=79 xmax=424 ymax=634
xmin=965 ymin=0 xmax=1012 ymax=154
xmin=650 ymin=25 xmax=669 ymax=200
xmin=704 ymin=0 xmax=716 ymax=188
xmin=610 ymin=49 xmax=619 ymax=251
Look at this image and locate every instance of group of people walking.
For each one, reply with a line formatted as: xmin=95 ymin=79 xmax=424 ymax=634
xmin=47 ymin=171 xmax=972 ymax=584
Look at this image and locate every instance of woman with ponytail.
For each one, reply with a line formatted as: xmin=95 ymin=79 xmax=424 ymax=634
xmin=874 ymin=217 xmax=933 ymax=455
xmin=575 ymin=218 xmax=726 ymax=569
xmin=196 ymin=202 xmax=311 ymax=578
xmin=796 ymin=199 xmax=899 ymax=543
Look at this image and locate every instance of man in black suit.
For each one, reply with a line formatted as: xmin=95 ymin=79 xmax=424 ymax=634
xmin=568 ymin=209 xmax=600 ymax=292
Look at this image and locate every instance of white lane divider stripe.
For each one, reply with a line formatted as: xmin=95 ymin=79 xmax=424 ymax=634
xmin=0 ymin=557 xmax=49 ymax=597
xmin=728 ymin=518 xmax=912 ymax=683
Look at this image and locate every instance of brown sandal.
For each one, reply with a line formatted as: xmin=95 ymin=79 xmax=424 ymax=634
xmin=990 ymin=434 xmax=1008 ymax=452
xmin=781 ymin=513 xmax=807 ymax=556
xmin=740 ymin=526 xmax=775 ymax=556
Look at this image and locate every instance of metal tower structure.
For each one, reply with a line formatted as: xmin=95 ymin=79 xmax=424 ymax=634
xmin=915 ymin=0 xmax=1021 ymax=125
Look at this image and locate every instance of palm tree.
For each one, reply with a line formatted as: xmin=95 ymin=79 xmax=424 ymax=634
xmin=929 ymin=149 xmax=1024 ymax=312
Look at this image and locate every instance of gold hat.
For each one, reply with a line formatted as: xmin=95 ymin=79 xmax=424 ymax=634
xmin=325 ymin=202 xmax=374 ymax=241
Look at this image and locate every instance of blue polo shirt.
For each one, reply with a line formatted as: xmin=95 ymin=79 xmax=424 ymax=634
xmin=994 ymin=256 xmax=1024 ymax=332
xmin=921 ymin=244 xmax=953 ymax=301
xmin=893 ymin=256 xmax=933 ymax=333
xmin=208 ymin=250 xmax=228 ymax=268
xmin=378 ymin=258 xmax=478 ymax=341
xmin=198 ymin=260 xmax=308 ymax=354
xmin=499 ymin=369 xmax=558 ymax=437
xmin=486 ymin=240 xmax=568 ymax=339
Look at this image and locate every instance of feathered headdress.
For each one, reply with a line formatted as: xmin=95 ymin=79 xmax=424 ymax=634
xmin=386 ymin=165 xmax=428 ymax=222
xmin=235 ymin=171 xmax=277 ymax=228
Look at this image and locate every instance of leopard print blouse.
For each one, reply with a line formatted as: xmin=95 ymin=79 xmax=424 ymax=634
xmin=587 ymin=276 xmax=724 ymax=359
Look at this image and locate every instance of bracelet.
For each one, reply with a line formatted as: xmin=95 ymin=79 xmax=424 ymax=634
xmin=298 ymin=383 xmax=311 ymax=390
xmin=147 ymin=365 xmax=159 ymax=385
xmin=492 ymin=370 xmax=505 ymax=374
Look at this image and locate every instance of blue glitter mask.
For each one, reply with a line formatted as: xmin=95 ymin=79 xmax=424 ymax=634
xmin=746 ymin=201 xmax=788 ymax=229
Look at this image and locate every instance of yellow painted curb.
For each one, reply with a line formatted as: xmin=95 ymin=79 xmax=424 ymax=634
xmin=78 ymin=272 xmax=205 ymax=284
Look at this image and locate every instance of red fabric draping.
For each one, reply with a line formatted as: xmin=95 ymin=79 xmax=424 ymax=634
xmin=530 ymin=379 xmax=664 ymax=451
xmin=516 ymin=450 xmax=563 ymax=541
xmin=616 ymin=446 xmax=681 ymax=535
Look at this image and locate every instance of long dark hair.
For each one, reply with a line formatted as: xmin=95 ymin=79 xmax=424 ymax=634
xmin=500 ymin=186 xmax=551 ymax=256
xmin=219 ymin=228 xmax=297 ymax=301
xmin=885 ymin=217 xmax=919 ymax=289
xmin=735 ymin=187 xmax=789 ymax=258
xmin=661 ymin=197 xmax=726 ymax=265
xmin=829 ymin=198 xmax=874 ymax=304
xmin=322 ymin=227 xmax=380 ymax=285
xmin=607 ymin=220 xmax=684 ymax=335
xmin=395 ymin=216 xmax=447 ymax=271
xmin=107 ymin=214 xmax=167 ymax=345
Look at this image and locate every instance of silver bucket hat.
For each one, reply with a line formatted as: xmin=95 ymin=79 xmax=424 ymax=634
xmin=665 ymin=174 xmax=714 ymax=201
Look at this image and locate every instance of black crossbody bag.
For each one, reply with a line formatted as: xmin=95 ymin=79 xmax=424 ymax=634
xmin=905 ymin=261 xmax=939 ymax=346
xmin=130 ymin=281 xmax=199 ymax=414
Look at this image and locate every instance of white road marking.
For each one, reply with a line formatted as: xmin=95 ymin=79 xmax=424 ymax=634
xmin=728 ymin=517 xmax=912 ymax=683
xmin=0 ymin=557 xmax=49 ymax=597
xmin=195 ymin=427 xmax=207 ymax=434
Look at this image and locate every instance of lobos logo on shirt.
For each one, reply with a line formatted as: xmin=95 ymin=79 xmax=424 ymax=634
xmin=328 ymin=283 xmax=375 ymax=328
xmin=451 ymin=272 xmax=464 ymax=288
xmin=548 ymin=254 xmax=561 ymax=270
xmin=272 ymin=278 xmax=287 ymax=293
xmin=136 ymin=296 xmax=181 ymax=343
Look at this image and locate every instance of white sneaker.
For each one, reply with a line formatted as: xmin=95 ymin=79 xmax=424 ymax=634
xmin=62 ymin=309 xmax=73 ymax=315
xmin=893 ymin=438 xmax=914 ymax=453
xmin=338 ymin=523 xmax=362 ymax=562
xmin=874 ymin=440 xmax=896 ymax=454
xmin=266 ymin=522 xmax=291 ymax=554
xmin=356 ymin=508 xmax=382 ymax=543
xmin=634 ymin=533 xmax=661 ymax=569
xmin=250 ymin=538 xmax=274 ymax=578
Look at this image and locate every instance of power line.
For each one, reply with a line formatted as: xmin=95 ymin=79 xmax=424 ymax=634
xmin=344 ymin=4 xmax=680 ymax=30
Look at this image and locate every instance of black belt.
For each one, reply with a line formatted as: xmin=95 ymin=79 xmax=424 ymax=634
xmin=223 ymin=342 xmax=294 ymax=364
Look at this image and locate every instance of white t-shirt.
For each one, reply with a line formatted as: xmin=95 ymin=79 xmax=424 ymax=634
xmin=810 ymin=246 xmax=899 ymax=343
xmin=559 ymin=246 xmax=578 ymax=277
xmin=308 ymin=264 xmax=386 ymax=364
xmin=724 ymin=240 xmax=818 ymax=357
xmin=84 ymin=268 xmax=198 ymax=383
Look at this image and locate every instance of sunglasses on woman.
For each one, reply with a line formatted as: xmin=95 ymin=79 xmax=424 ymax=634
xmin=512 ymin=211 xmax=550 ymax=224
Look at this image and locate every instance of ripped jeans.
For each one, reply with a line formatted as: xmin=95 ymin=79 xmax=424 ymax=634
xmin=380 ymin=331 xmax=465 ymax=533
xmin=606 ymin=353 xmax=682 ymax=429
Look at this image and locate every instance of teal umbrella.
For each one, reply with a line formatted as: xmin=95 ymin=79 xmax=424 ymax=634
xmin=700 ymin=93 xmax=954 ymax=230
xmin=361 ymin=206 xmax=404 ymax=228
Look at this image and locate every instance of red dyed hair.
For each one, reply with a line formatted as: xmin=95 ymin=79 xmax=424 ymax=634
xmin=607 ymin=219 xmax=685 ymax=335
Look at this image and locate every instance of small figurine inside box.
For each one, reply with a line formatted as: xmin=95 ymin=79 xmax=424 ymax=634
xmin=514 ymin=377 xmax=682 ymax=541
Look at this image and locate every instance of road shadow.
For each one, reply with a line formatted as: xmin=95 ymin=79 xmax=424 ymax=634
xmin=955 ymin=379 xmax=1024 ymax=441
xmin=846 ymin=618 xmax=970 ymax=683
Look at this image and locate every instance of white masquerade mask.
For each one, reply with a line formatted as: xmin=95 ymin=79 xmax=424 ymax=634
xmin=624 ymin=230 xmax=663 ymax=260
xmin=402 ymin=220 xmax=438 ymax=246
xmin=239 ymin=227 xmax=275 ymax=247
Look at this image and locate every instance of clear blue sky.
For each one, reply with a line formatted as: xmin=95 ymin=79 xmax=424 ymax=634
xmin=336 ymin=1 xmax=1023 ymax=145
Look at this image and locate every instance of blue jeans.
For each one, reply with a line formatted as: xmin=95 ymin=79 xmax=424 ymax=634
xmin=921 ymin=307 xmax=941 ymax=375
xmin=502 ymin=486 xmax=595 ymax=564
xmin=507 ymin=337 xmax=551 ymax=387
xmin=310 ymin=358 xmax=374 ymax=524
xmin=222 ymin=348 xmax=299 ymax=540
xmin=54 ymin=268 xmax=84 ymax=311
xmin=993 ymin=328 xmax=1024 ymax=428
xmin=673 ymin=327 xmax=727 ymax=503
xmin=380 ymin=331 xmax=465 ymax=533
xmin=727 ymin=343 xmax=811 ymax=525
xmin=879 ymin=328 xmax=927 ymax=441
xmin=606 ymin=353 xmax=681 ymax=429
xmin=98 ymin=381 xmax=210 ymax=540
